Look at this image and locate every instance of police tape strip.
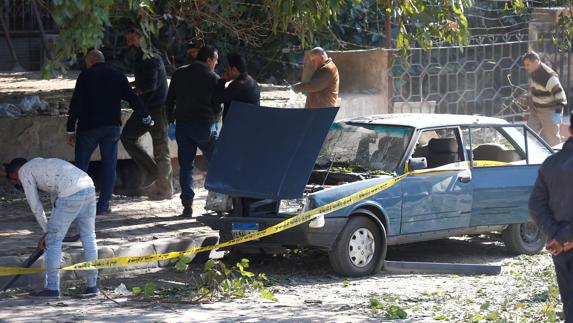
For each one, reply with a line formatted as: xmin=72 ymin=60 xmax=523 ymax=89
xmin=0 ymin=160 xmax=506 ymax=276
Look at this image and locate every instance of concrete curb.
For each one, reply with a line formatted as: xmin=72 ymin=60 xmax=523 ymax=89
xmin=0 ymin=233 xmax=219 ymax=290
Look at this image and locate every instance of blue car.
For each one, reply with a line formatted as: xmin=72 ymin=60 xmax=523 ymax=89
xmin=199 ymin=104 xmax=553 ymax=277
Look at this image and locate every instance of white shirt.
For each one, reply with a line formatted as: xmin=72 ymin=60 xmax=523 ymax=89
xmin=18 ymin=158 xmax=94 ymax=232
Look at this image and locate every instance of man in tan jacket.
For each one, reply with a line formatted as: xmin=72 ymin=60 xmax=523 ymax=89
xmin=293 ymin=47 xmax=339 ymax=108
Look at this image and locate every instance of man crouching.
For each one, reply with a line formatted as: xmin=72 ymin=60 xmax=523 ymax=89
xmin=5 ymin=157 xmax=98 ymax=298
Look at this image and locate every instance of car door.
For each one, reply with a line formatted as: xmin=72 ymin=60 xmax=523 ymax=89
xmin=466 ymin=125 xmax=552 ymax=226
xmin=400 ymin=127 xmax=473 ymax=234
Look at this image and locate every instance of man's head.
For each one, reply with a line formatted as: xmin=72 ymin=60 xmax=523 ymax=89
xmin=196 ymin=46 xmax=219 ymax=71
xmin=569 ymin=114 xmax=573 ymax=137
xmin=85 ymin=49 xmax=105 ymax=69
xmin=309 ymin=47 xmax=329 ymax=70
xmin=522 ymin=51 xmax=541 ymax=74
xmin=4 ymin=158 xmax=27 ymax=187
xmin=127 ymin=28 xmax=143 ymax=48
xmin=225 ymin=53 xmax=247 ymax=80
xmin=186 ymin=41 xmax=200 ymax=61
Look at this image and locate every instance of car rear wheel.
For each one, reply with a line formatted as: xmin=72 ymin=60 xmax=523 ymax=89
xmin=328 ymin=216 xmax=386 ymax=277
xmin=502 ymin=221 xmax=546 ymax=255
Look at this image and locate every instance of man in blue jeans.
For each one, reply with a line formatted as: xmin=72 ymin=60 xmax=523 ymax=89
xmin=66 ymin=49 xmax=152 ymax=215
xmin=166 ymin=46 xmax=221 ymax=217
xmin=5 ymin=158 xmax=98 ymax=298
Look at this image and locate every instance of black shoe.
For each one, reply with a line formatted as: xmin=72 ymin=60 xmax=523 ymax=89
xmin=30 ymin=289 xmax=59 ymax=298
xmin=180 ymin=206 xmax=193 ymax=217
xmin=77 ymin=286 xmax=99 ymax=298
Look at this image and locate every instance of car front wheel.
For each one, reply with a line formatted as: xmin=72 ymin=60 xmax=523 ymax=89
xmin=502 ymin=221 xmax=546 ymax=255
xmin=328 ymin=216 xmax=386 ymax=277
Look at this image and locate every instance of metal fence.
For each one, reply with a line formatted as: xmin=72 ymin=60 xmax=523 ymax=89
xmin=391 ymin=41 xmax=530 ymax=121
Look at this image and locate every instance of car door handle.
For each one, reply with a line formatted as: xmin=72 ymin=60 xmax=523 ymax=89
xmin=458 ymin=175 xmax=472 ymax=183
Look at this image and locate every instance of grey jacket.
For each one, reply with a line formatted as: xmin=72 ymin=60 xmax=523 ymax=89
xmin=529 ymin=137 xmax=573 ymax=243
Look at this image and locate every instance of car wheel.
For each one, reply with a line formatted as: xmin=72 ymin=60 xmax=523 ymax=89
xmin=328 ymin=216 xmax=386 ymax=277
xmin=502 ymin=221 xmax=546 ymax=255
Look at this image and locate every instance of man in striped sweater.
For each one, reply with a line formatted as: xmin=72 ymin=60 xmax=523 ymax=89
xmin=523 ymin=51 xmax=567 ymax=146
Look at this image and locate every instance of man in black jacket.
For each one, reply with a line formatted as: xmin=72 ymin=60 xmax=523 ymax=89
xmin=166 ymin=46 xmax=221 ymax=217
xmin=212 ymin=53 xmax=260 ymax=122
xmin=529 ymin=113 xmax=573 ymax=321
xmin=67 ymin=49 xmax=152 ymax=215
xmin=121 ymin=28 xmax=173 ymax=200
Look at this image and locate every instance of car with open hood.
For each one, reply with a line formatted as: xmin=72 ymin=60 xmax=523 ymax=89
xmin=198 ymin=102 xmax=554 ymax=277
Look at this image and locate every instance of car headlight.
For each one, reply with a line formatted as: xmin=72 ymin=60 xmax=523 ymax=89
xmin=278 ymin=198 xmax=307 ymax=214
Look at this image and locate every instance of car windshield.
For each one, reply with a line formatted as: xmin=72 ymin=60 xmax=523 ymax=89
xmin=316 ymin=123 xmax=414 ymax=174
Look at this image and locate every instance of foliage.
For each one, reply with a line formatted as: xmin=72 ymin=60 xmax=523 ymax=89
xmin=369 ymin=293 xmax=409 ymax=319
xmin=175 ymin=257 xmax=276 ymax=303
xmin=41 ymin=0 xmax=475 ymax=76
xmin=510 ymin=0 xmax=573 ymax=50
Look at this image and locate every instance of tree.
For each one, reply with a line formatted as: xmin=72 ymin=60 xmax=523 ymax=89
xmin=42 ymin=0 xmax=473 ymax=75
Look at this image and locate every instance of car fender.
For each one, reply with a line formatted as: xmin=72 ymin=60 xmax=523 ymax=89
xmin=347 ymin=201 xmax=389 ymax=233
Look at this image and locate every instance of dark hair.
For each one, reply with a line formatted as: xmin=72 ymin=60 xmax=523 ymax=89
xmin=4 ymin=158 xmax=27 ymax=178
xmin=127 ymin=28 xmax=142 ymax=36
xmin=227 ymin=53 xmax=247 ymax=74
xmin=523 ymin=51 xmax=540 ymax=62
xmin=570 ymin=113 xmax=573 ymax=128
xmin=196 ymin=46 xmax=218 ymax=63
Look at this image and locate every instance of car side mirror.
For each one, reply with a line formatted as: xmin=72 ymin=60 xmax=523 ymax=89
xmin=407 ymin=157 xmax=428 ymax=172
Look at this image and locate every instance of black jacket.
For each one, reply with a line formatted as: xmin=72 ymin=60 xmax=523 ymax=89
xmin=212 ymin=73 xmax=260 ymax=121
xmin=134 ymin=50 xmax=168 ymax=109
xmin=529 ymin=137 xmax=573 ymax=243
xmin=166 ymin=61 xmax=222 ymax=125
xmin=67 ymin=63 xmax=147 ymax=133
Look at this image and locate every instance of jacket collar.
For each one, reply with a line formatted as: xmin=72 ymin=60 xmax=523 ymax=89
xmin=563 ymin=137 xmax=573 ymax=150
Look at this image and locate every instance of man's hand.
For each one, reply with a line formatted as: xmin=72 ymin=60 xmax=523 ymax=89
xmin=221 ymin=70 xmax=231 ymax=82
xmin=65 ymin=133 xmax=76 ymax=147
xmin=546 ymin=239 xmax=564 ymax=256
xmin=292 ymin=83 xmax=302 ymax=93
xmin=37 ymin=233 xmax=47 ymax=250
xmin=142 ymin=115 xmax=154 ymax=127
xmin=564 ymin=241 xmax=573 ymax=252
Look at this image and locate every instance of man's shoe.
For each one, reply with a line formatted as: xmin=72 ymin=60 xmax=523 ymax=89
xmin=77 ymin=286 xmax=99 ymax=298
xmin=180 ymin=205 xmax=193 ymax=217
xmin=30 ymin=289 xmax=59 ymax=298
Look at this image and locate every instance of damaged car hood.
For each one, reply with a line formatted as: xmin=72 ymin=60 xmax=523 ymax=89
xmin=205 ymin=102 xmax=339 ymax=199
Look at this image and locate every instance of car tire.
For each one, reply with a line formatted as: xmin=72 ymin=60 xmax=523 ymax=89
xmin=328 ymin=216 xmax=386 ymax=277
xmin=502 ymin=221 xmax=546 ymax=255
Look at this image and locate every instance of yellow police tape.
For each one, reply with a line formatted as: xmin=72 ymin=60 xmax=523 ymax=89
xmin=0 ymin=160 xmax=506 ymax=276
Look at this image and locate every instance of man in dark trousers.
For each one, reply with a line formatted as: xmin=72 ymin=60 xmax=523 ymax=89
xmin=212 ymin=53 xmax=260 ymax=121
xmin=529 ymin=113 xmax=573 ymax=321
xmin=121 ymin=28 xmax=174 ymax=200
xmin=166 ymin=46 xmax=221 ymax=217
xmin=67 ymin=49 xmax=152 ymax=215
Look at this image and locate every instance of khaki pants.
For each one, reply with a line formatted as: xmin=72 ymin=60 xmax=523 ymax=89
xmin=527 ymin=106 xmax=562 ymax=147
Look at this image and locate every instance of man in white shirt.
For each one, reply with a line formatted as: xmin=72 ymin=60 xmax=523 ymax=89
xmin=5 ymin=157 xmax=98 ymax=298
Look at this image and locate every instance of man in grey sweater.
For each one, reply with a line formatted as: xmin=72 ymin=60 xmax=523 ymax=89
xmin=529 ymin=113 xmax=573 ymax=321
xmin=5 ymin=157 xmax=98 ymax=298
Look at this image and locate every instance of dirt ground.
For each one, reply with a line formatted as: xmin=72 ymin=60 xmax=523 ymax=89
xmin=0 ymin=232 xmax=563 ymax=323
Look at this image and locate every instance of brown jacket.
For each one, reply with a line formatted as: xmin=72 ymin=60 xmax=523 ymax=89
xmin=299 ymin=58 xmax=339 ymax=108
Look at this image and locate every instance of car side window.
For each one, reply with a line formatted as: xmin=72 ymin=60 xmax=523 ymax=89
xmin=471 ymin=127 xmax=526 ymax=167
xmin=466 ymin=126 xmax=540 ymax=166
xmin=412 ymin=128 xmax=464 ymax=169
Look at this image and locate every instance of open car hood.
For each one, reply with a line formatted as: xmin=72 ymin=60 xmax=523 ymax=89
xmin=205 ymin=102 xmax=338 ymax=199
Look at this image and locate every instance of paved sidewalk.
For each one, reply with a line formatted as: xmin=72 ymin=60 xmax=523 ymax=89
xmin=0 ymin=188 xmax=219 ymax=290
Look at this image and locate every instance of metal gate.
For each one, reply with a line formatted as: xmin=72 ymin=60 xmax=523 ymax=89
xmin=391 ymin=41 xmax=530 ymax=121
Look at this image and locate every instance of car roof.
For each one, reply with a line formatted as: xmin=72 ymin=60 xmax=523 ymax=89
xmin=339 ymin=113 xmax=509 ymax=129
